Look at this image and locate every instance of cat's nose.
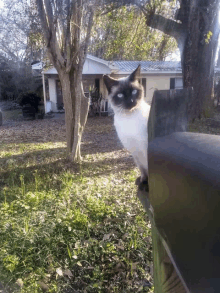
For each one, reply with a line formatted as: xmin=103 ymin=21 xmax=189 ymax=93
xmin=127 ymin=98 xmax=136 ymax=108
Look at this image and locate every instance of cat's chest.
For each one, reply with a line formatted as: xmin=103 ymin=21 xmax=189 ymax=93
xmin=114 ymin=110 xmax=148 ymax=147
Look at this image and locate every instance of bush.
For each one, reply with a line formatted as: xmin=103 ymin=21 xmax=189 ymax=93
xmin=17 ymin=91 xmax=41 ymax=113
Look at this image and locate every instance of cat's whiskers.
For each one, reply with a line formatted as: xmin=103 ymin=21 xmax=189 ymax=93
xmin=115 ymin=104 xmax=139 ymax=116
xmin=129 ymin=101 xmax=142 ymax=113
xmin=113 ymin=105 xmax=125 ymax=116
xmin=119 ymin=108 xmax=125 ymax=116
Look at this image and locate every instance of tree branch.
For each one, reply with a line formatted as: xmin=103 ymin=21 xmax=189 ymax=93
xmin=143 ymin=12 xmax=185 ymax=42
xmin=101 ymin=0 xmax=145 ymax=15
xmin=0 ymin=41 xmax=20 ymax=61
xmin=80 ymin=7 xmax=94 ymax=64
xmin=36 ymin=0 xmax=50 ymax=45
xmin=36 ymin=0 xmax=65 ymax=69
xmin=101 ymin=0 xmax=184 ymax=47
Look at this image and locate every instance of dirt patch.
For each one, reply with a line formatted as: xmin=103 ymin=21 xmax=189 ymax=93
xmin=0 ymin=106 xmax=125 ymax=156
xmin=1 ymin=101 xmax=220 ymax=159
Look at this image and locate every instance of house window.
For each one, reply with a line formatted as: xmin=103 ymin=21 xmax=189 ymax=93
xmin=170 ymin=78 xmax=183 ymax=89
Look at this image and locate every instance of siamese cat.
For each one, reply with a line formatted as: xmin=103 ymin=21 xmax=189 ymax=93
xmin=103 ymin=65 xmax=150 ymax=191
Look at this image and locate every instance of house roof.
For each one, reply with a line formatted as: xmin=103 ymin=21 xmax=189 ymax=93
xmin=87 ymin=54 xmax=118 ymax=70
xmin=43 ymin=67 xmax=58 ymax=74
xmin=32 ymin=61 xmax=44 ymax=70
xmin=40 ymin=55 xmax=220 ymax=76
xmin=112 ymin=61 xmax=182 ymax=73
xmin=43 ymin=54 xmax=118 ymax=75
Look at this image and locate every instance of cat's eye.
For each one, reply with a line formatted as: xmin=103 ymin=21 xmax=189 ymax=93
xmin=117 ymin=93 xmax=124 ymax=98
xmin=132 ymin=89 xmax=137 ymax=95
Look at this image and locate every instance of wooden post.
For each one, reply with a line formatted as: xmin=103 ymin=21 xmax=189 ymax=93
xmin=138 ymin=88 xmax=220 ymax=292
xmin=148 ymin=88 xmax=193 ymax=140
xmin=137 ymin=89 xmax=193 ymax=292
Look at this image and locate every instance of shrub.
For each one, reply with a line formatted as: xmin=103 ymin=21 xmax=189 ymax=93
xmin=17 ymin=91 xmax=41 ymax=113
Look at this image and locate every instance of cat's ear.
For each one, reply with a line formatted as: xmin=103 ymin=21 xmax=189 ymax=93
xmin=129 ymin=65 xmax=141 ymax=82
xmin=103 ymin=75 xmax=119 ymax=93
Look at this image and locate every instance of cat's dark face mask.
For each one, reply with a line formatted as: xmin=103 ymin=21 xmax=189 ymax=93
xmin=103 ymin=65 xmax=143 ymax=111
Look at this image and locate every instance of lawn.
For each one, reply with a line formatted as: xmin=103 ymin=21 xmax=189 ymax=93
xmin=0 ymin=115 xmax=153 ymax=293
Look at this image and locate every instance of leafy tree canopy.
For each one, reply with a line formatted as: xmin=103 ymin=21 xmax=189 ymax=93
xmin=90 ymin=4 xmax=177 ymax=61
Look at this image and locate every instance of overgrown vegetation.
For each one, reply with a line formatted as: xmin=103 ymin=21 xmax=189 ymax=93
xmin=17 ymin=91 xmax=41 ymax=112
xmin=0 ymin=116 xmax=153 ymax=293
xmin=90 ymin=5 xmax=177 ymax=61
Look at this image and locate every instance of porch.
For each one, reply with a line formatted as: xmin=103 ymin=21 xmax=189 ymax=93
xmin=44 ymin=74 xmax=109 ymax=115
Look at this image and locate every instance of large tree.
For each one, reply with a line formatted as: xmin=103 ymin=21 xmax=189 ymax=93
xmin=35 ymin=0 xmax=96 ymax=161
xmin=140 ymin=0 xmax=220 ymax=119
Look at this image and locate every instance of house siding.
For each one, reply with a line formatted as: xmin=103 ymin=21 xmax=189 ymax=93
xmin=111 ymin=73 xmax=182 ymax=103
xmin=146 ymin=75 xmax=170 ymax=102
xmin=46 ymin=73 xmax=183 ymax=113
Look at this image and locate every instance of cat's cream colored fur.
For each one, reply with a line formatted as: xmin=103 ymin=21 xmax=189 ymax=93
xmin=104 ymin=67 xmax=151 ymax=183
xmin=112 ymin=98 xmax=150 ymax=181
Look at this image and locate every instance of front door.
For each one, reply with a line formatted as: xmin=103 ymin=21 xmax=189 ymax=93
xmin=95 ymin=78 xmax=100 ymax=93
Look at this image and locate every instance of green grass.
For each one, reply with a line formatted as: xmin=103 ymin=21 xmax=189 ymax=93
xmin=0 ymin=140 xmax=153 ymax=292
xmin=2 ymin=109 xmax=22 ymax=120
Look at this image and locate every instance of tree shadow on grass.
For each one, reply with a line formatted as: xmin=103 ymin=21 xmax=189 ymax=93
xmin=0 ymin=115 xmax=123 ymax=154
xmin=0 ymin=147 xmax=66 ymax=162
xmin=81 ymin=135 xmax=123 ymax=155
xmin=0 ymin=150 xmax=135 ymax=193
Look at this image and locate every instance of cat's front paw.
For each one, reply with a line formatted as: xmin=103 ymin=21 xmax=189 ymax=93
xmin=139 ymin=180 xmax=149 ymax=192
xmin=135 ymin=176 xmax=149 ymax=192
xmin=135 ymin=176 xmax=141 ymax=186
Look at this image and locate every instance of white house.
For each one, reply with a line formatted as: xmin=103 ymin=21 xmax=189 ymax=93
xmin=42 ymin=55 xmax=183 ymax=114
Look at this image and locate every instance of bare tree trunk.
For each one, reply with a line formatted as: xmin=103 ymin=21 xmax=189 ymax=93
xmin=36 ymin=0 xmax=94 ymax=162
xmin=181 ymin=0 xmax=219 ymax=120
xmin=59 ymin=69 xmax=89 ymax=162
xmin=141 ymin=0 xmax=219 ymax=120
xmin=71 ymin=81 xmax=89 ymax=162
